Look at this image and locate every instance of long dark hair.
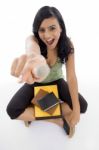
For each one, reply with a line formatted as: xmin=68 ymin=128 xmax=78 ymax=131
xmin=32 ymin=6 xmax=74 ymax=63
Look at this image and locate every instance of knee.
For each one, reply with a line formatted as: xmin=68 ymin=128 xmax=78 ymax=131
xmin=80 ymin=100 xmax=88 ymax=113
xmin=6 ymin=103 xmax=16 ymax=119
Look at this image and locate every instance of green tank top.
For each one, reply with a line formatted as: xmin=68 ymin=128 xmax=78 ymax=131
xmin=41 ymin=58 xmax=64 ymax=83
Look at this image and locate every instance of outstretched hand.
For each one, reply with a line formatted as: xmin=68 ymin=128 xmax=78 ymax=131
xmin=11 ymin=54 xmax=45 ymax=84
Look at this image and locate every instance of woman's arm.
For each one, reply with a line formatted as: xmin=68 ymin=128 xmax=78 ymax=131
xmin=25 ymin=35 xmax=40 ymax=56
xmin=11 ymin=35 xmax=50 ymax=84
xmin=66 ymin=53 xmax=80 ymax=110
xmin=65 ymin=49 xmax=80 ymax=126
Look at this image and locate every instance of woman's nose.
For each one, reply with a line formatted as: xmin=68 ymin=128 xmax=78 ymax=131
xmin=44 ymin=30 xmax=51 ymax=39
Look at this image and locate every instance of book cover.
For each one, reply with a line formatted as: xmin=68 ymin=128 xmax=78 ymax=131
xmin=32 ymin=89 xmax=49 ymax=105
xmin=38 ymin=92 xmax=60 ymax=111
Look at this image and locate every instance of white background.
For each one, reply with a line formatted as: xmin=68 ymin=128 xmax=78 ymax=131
xmin=0 ymin=0 xmax=99 ymax=150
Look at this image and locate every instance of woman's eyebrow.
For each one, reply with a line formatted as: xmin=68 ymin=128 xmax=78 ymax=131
xmin=48 ymin=25 xmax=56 ymax=28
xmin=39 ymin=25 xmax=56 ymax=30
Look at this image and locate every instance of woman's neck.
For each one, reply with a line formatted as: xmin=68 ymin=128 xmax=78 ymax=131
xmin=47 ymin=48 xmax=57 ymax=58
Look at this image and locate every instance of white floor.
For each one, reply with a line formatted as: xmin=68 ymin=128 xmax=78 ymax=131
xmin=0 ymin=81 xmax=99 ymax=150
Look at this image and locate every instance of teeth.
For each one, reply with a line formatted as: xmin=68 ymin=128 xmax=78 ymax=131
xmin=46 ymin=39 xmax=54 ymax=45
xmin=47 ymin=39 xmax=53 ymax=42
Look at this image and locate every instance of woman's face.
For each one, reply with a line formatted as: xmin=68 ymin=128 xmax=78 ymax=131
xmin=38 ymin=17 xmax=62 ymax=50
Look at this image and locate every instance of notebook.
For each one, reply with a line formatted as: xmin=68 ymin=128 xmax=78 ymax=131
xmin=32 ymin=89 xmax=59 ymax=114
xmin=32 ymin=89 xmax=49 ymax=106
xmin=37 ymin=92 xmax=60 ymax=111
xmin=34 ymin=85 xmax=62 ymax=120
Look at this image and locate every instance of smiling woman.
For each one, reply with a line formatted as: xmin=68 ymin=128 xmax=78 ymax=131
xmin=6 ymin=6 xmax=88 ymax=138
xmin=38 ymin=17 xmax=62 ymax=51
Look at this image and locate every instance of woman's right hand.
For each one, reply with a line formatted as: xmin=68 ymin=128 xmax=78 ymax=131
xmin=10 ymin=54 xmax=41 ymax=84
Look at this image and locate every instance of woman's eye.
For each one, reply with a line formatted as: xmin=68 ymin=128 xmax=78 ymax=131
xmin=50 ymin=27 xmax=56 ymax=31
xmin=39 ymin=28 xmax=45 ymax=33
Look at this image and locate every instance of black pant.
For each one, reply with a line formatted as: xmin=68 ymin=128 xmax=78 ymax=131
xmin=6 ymin=78 xmax=88 ymax=119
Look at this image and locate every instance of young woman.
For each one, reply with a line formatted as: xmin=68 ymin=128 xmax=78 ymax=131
xmin=6 ymin=6 xmax=88 ymax=137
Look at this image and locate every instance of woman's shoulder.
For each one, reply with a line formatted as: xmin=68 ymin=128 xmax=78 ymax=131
xmin=67 ymin=37 xmax=74 ymax=50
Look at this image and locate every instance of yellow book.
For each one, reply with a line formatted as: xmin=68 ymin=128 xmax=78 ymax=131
xmin=34 ymin=85 xmax=62 ymax=120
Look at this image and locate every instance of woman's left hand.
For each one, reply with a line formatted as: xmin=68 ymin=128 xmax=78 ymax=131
xmin=68 ymin=108 xmax=80 ymax=127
